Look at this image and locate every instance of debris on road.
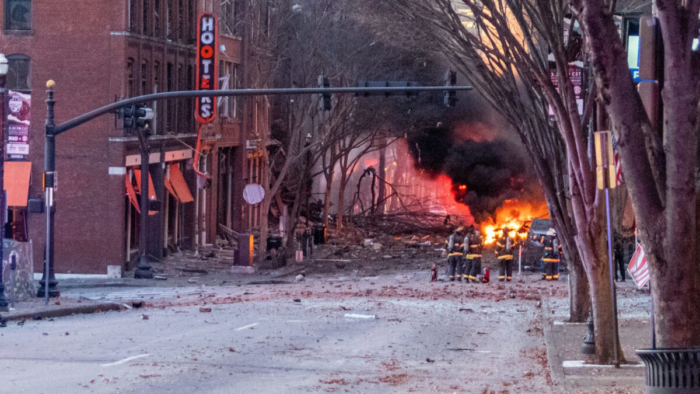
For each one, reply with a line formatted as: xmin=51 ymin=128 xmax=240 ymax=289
xmin=199 ymin=307 xmax=212 ymax=313
xmin=344 ymin=313 xmax=377 ymax=319
xmin=141 ymin=314 xmax=149 ymax=320
xmin=426 ymin=358 xmax=435 ymax=363
xmin=293 ymin=299 xmax=301 ymax=303
xmin=295 ymin=274 xmax=306 ymax=282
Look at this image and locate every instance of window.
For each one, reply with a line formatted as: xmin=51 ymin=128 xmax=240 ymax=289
xmin=166 ymin=63 xmax=174 ymax=132
xmin=5 ymin=0 xmax=31 ymax=30
xmin=142 ymin=0 xmax=149 ymax=35
xmin=178 ymin=0 xmax=184 ymax=41
xmin=126 ymin=58 xmax=135 ymax=98
xmin=141 ymin=60 xmax=149 ymax=95
xmin=218 ymin=61 xmax=237 ymax=118
xmin=166 ymin=0 xmax=173 ymax=37
xmin=128 ymin=0 xmax=136 ymax=32
xmin=6 ymin=55 xmax=30 ymax=91
xmin=220 ymin=0 xmax=241 ymax=35
xmin=188 ymin=0 xmax=196 ymax=43
xmin=154 ymin=0 xmax=160 ymax=36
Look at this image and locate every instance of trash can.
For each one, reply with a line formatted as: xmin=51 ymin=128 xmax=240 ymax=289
xmin=636 ymin=347 xmax=700 ymax=393
xmin=313 ymin=225 xmax=327 ymax=245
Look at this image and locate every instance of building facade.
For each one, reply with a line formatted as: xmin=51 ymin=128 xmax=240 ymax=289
xmin=0 ymin=0 xmax=264 ymax=275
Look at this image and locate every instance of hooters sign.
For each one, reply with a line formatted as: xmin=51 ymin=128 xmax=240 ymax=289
xmin=196 ymin=13 xmax=218 ymax=123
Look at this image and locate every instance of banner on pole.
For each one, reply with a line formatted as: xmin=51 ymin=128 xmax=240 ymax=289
xmin=7 ymin=90 xmax=31 ymax=160
xmin=628 ymin=243 xmax=650 ymax=288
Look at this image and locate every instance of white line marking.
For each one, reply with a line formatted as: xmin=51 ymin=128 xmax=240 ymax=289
xmin=563 ymin=360 xmax=644 ymax=368
xmin=235 ymin=323 xmax=259 ymax=331
xmin=101 ymin=354 xmax=150 ymax=367
xmin=344 ymin=314 xmax=376 ymax=319
xmin=553 ymin=321 xmax=586 ymax=326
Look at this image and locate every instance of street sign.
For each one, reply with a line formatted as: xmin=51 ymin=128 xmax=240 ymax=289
xmin=628 ymin=243 xmax=650 ymax=288
xmin=594 ymin=131 xmax=616 ymax=190
xmin=243 ymin=184 xmax=265 ymax=205
xmin=195 ymin=12 xmax=218 ymax=124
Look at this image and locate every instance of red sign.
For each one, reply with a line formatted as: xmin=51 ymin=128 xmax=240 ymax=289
xmin=627 ymin=243 xmax=650 ymax=288
xmin=195 ymin=13 xmax=218 ymax=123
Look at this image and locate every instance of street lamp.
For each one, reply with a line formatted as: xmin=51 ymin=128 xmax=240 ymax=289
xmin=0 ymin=53 xmax=10 ymax=312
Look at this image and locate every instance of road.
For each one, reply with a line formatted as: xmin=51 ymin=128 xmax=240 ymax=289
xmin=1 ymin=271 xmax=557 ymax=393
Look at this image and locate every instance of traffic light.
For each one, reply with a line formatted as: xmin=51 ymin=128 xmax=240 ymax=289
xmin=318 ymin=75 xmax=331 ymax=111
xmin=122 ymin=105 xmax=136 ymax=129
xmin=444 ymin=69 xmax=457 ymax=108
xmin=135 ymin=104 xmax=154 ymax=131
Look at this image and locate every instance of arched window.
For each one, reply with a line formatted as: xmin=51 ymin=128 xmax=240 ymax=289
xmin=141 ymin=60 xmax=149 ymax=95
xmin=126 ymin=58 xmax=135 ymax=98
xmin=5 ymin=0 xmax=31 ymax=30
xmin=6 ymin=55 xmax=31 ymax=91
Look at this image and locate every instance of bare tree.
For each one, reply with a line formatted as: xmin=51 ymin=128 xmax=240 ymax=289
xmin=369 ymin=0 xmax=612 ymax=353
xmin=572 ymin=0 xmax=700 ymax=348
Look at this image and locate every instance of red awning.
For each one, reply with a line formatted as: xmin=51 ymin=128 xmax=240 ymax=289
xmin=5 ymin=161 xmax=31 ymax=207
xmin=168 ymin=164 xmax=194 ymax=203
xmin=132 ymin=169 xmax=158 ymax=215
xmin=125 ymin=173 xmax=140 ymax=214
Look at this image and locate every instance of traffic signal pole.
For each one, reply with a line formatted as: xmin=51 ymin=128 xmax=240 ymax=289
xmin=44 ymin=83 xmax=472 ymax=281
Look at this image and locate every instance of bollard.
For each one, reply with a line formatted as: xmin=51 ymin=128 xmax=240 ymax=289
xmin=10 ymin=253 xmax=17 ymax=309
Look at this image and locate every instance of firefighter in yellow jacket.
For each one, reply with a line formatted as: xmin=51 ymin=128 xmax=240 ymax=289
xmin=541 ymin=228 xmax=562 ymax=280
xmin=446 ymin=227 xmax=466 ymax=281
xmin=464 ymin=225 xmax=484 ymax=283
xmin=496 ymin=228 xmax=515 ymax=282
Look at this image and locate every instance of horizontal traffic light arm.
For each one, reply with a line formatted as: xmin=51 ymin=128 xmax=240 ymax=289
xmin=52 ymin=85 xmax=472 ymax=136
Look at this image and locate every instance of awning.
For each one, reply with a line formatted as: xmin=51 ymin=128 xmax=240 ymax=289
xmin=5 ymin=161 xmax=31 ymax=207
xmin=168 ymin=164 xmax=194 ymax=203
xmin=132 ymin=169 xmax=158 ymax=215
xmin=125 ymin=174 xmax=140 ymax=214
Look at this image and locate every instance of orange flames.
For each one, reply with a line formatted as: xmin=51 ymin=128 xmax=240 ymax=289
xmin=481 ymin=199 xmax=549 ymax=245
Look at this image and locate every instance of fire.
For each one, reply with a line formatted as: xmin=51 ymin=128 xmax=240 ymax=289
xmin=481 ymin=199 xmax=549 ymax=245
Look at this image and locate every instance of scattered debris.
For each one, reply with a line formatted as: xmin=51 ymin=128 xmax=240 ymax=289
xmin=188 ymin=278 xmax=198 ymax=283
xmin=199 ymin=307 xmax=212 ymax=313
xmin=372 ymin=243 xmax=383 ymax=251
xmin=426 ymin=358 xmax=435 ymax=363
xmin=523 ymin=371 xmax=535 ymax=378
xmin=141 ymin=314 xmax=149 ymax=320
xmin=33 ymin=315 xmax=43 ymax=321
xmin=228 ymin=348 xmax=236 ymax=352
xmin=295 ymin=274 xmax=306 ymax=282
xmin=16 ymin=320 xmax=25 ymax=326
xmin=54 ymin=301 xmax=61 ymax=305
xmin=293 ymin=299 xmax=301 ymax=303
xmin=447 ymin=348 xmax=475 ymax=352
xmin=204 ymin=321 xmax=218 ymax=324
xmin=132 ymin=301 xmax=144 ymax=309
xmin=153 ymin=276 xmax=168 ymax=280
xmin=459 ymin=308 xmax=475 ymax=313
xmin=535 ymin=301 xmax=542 ymax=308
xmin=122 ymin=304 xmax=133 ymax=309
xmin=344 ymin=313 xmax=376 ymax=319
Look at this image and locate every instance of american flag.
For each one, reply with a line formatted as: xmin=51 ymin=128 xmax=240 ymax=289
xmin=612 ymin=135 xmax=624 ymax=185
xmin=627 ymin=243 xmax=650 ymax=289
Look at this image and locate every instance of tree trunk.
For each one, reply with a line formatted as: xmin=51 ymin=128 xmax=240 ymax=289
xmin=337 ymin=171 xmax=348 ymax=232
xmin=323 ymin=167 xmax=334 ymax=228
xmin=258 ymin=196 xmax=271 ymax=265
xmin=567 ymin=246 xmax=591 ymax=322
xmin=575 ymin=195 xmax=626 ymax=364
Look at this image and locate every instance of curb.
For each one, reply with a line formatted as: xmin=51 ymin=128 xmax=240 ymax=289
xmin=540 ymin=296 xmax=567 ymax=393
xmin=3 ymin=303 xmax=125 ymax=322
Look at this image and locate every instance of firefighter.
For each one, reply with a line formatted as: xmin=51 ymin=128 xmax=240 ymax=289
xmin=446 ymin=227 xmax=466 ymax=281
xmin=496 ymin=228 xmax=515 ymax=282
xmin=542 ymin=228 xmax=562 ymax=280
xmin=464 ymin=225 xmax=484 ymax=283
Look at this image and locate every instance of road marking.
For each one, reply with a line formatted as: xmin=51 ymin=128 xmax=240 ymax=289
xmin=101 ymin=354 xmax=150 ymax=367
xmin=344 ymin=314 xmax=376 ymax=319
xmin=235 ymin=323 xmax=259 ymax=331
xmin=563 ymin=360 xmax=643 ymax=368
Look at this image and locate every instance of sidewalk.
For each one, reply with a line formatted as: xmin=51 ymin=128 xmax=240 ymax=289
xmin=1 ymin=297 xmax=124 ymax=323
xmin=543 ymin=281 xmax=650 ymax=394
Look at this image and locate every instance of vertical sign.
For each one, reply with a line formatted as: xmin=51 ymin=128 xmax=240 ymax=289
xmin=7 ymin=90 xmax=30 ymax=160
xmin=196 ymin=13 xmax=218 ymax=123
xmin=594 ymin=131 xmax=616 ymax=190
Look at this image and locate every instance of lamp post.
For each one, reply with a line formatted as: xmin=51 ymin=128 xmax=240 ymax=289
xmin=38 ymin=80 xmax=59 ymax=302
xmin=0 ymin=53 xmax=9 ymax=312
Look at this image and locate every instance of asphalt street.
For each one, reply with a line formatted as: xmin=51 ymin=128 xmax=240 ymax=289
xmin=0 ymin=272 xmax=555 ymax=393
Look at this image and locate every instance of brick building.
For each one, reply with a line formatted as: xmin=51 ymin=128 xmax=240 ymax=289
xmin=0 ymin=0 xmax=265 ymax=275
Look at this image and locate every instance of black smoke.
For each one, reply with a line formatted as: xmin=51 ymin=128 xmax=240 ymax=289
xmin=408 ymin=125 xmax=535 ymax=222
